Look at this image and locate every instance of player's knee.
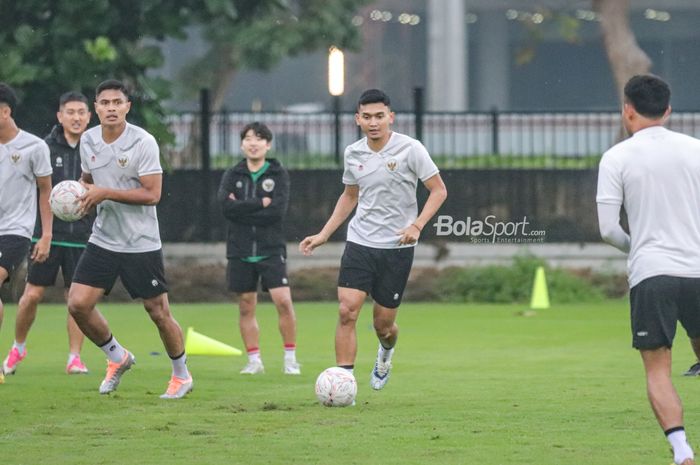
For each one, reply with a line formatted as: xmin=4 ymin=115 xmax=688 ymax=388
xmin=144 ymin=301 xmax=170 ymax=324
xmin=275 ymin=297 xmax=294 ymax=315
xmin=338 ymin=302 xmax=360 ymax=325
xmin=373 ymin=320 xmax=393 ymax=338
xmin=19 ymin=287 xmax=43 ymax=306
xmin=67 ymin=296 xmax=89 ymax=316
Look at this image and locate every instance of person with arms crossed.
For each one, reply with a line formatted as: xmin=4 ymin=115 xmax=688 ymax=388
xmin=597 ymin=74 xmax=698 ymax=465
xmin=218 ymin=122 xmax=300 ymax=375
xmin=67 ymin=79 xmax=192 ymax=399
xmin=299 ymin=89 xmax=447 ymax=391
xmin=3 ymin=91 xmax=94 ymax=376
xmin=0 ymin=83 xmax=53 ymax=384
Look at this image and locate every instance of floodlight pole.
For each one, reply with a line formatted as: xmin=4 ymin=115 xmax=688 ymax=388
xmin=333 ymin=95 xmax=341 ymax=165
xmin=328 ymin=46 xmax=345 ymax=166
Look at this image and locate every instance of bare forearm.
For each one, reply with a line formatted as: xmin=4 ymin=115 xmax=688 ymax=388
xmin=318 ymin=192 xmax=357 ymax=240
xmin=38 ymin=187 xmax=53 ymax=238
xmin=414 ymin=175 xmax=448 ymax=230
xmin=415 ymin=187 xmax=447 ymax=230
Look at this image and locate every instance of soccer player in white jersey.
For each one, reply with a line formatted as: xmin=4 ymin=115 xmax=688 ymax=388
xmin=0 ymin=83 xmax=53 ymax=384
xmin=597 ymin=75 xmax=699 ymax=465
xmin=3 ymin=91 xmax=93 ymax=377
xmin=299 ymin=89 xmax=447 ymax=392
xmin=67 ymin=80 xmax=192 ymax=399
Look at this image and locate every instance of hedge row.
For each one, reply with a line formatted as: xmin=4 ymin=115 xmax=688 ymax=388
xmin=1 ymin=256 xmax=628 ymax=304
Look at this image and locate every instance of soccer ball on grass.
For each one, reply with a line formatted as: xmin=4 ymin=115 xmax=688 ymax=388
xmin=315 ymin=367 xmax=357 ymax=407
xmin=50 ymin=180 xmax=87 ymax=222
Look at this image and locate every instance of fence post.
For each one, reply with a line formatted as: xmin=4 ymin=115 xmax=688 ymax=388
xmin=413 ymin=87 xmax=424 ymax=142
xmin=491 ymin=106 xmax=500 ymax=156
xmin=221 ymin=107 xmax=229 ymax=155
xmin=200 ymin=88 xmax=211 ymax=241
xmin=333 ymin=95 xmax=342 ymax=165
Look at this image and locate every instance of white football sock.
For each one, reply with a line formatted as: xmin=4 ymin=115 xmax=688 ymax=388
xmin=99 ymin=336 xmax=126 ymax=363
xmin=13 ymin=340 xmax=26 ymax=354
xmin=171 ymin=352 xmax=189 ymax=379
xmin=284 ymin=345 xmax=296 ymax=363
xmin=378 ymin=343 xmax=395 ymax=363
xmin=667 ymin=429 xmax=694 ymax=465
xmin=248 ymin=350 xmax=261 ymax=364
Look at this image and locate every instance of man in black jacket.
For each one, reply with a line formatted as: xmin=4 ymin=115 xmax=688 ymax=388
xmin=218 ymin=122 xmax=300 ymax=375
xmin=3 ymin=91 xmax=93 ymax=376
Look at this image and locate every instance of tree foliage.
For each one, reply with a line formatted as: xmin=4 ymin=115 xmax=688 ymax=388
xmin=513 ymin=0 xmax=651 ymax=101
xmin=0 ymin=0 xmax=368 ymax=142
xmin=0 ymin=0 xmax=196 ymax=142
xmin=179 ymin=0 xmax=370 ymax=109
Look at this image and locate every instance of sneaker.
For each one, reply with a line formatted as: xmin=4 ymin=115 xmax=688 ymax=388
xmin=370 ymin=346 xmax=393 ymax=390
xmin=3 ymin=347 xmax=27 ymax=375
xmin=99 ymin=351 xmax=135 ymax=394
xmin=283 ymin=360 xmax=301 ymax=375
xmin=240 ymin=360 xmax=264 ymax=375
xmin=160 ymin=375 xmax=194 ymax=399
xmin=0 ymin=371 xmax=4 ymax=384
xmin=66 ymin=356 xmax=89 ymax=375
xmin=683 ymin=362 xmax=700 ymax=376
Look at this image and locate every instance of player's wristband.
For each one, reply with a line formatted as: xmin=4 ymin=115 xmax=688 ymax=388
xmin=411 ymin=223 xmax=423 ymax=232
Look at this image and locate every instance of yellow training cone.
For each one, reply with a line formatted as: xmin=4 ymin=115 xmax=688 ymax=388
xmin=185 ymin=327 xmax=242 ymax=356
xmin=530 ymin=266 xmax=550 ymax=309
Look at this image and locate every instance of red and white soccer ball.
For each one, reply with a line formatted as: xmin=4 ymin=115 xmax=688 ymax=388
xmin=315 ymin=367 xmax=357 ymax=407
xmin=50 ymin=180 xmax=87 ymax=222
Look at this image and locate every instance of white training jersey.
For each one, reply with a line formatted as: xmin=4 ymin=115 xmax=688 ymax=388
xmin=343 ymin=131 xmax=439 ymax=249
xmin=80 ymin=123 xmax=163 ymax=253
xmin=597 ymin=126 xmax=700 ymax=287
xmin=0 ymin=130 xmax=52 ymax=238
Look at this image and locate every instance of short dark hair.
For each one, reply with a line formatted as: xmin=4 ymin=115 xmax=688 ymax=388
xmin=95 ymin=79 xmax=130 ymax=100
xmin=59 ymin=91 xmax=89 ymax=108
xmin=624 ymin=75 xmax=670 ymax=119
xmin=240 ymin=122 xmax=273 ymax=142
xmin=357 ymin=89 xmax=391 ymax=110
xmin=0 ymin=83 xmax=18 ymax=114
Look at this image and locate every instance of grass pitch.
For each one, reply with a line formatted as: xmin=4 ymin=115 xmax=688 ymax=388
xmin=0 ymin=300 xmax=696 ymax=465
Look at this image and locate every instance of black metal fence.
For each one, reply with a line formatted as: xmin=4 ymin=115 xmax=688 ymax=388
xmin=165 ymin=103 xmax=700 ymax=170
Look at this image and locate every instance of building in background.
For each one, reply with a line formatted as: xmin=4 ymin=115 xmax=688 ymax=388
xmin=158 ymin=0 xmax=700 ymax=113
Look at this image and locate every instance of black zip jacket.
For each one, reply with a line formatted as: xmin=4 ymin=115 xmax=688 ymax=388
xmin=218 ymin=158 xmax=289 ymax=259
xmin=33 ymin=125 xmax=93 ymax=243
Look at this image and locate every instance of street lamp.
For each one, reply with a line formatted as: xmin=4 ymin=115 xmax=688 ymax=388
xmin=328 ymin=46 xmax=345 ymax=164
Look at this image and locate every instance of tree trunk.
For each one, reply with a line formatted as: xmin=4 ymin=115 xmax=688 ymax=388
xmin=593 ymin=0 xmax=652 ymax=102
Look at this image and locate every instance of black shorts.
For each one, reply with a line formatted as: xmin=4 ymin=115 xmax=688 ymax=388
xmin=27 ymin=244 xmax=85 ymax=288
xmin=0 ymin=235 xmax=31 ymax=285
xmin=630 ymin=275 xmax=700 ymax=350
xmin=72 ymin=243 xmax=168 ymax=299
xmin=338 ymin=241 xmax=414 ymax=309
xmin=227 ymin=255 xmax=289 ymax=293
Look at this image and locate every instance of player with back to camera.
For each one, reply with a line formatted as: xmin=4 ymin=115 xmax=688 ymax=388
xmin=597 ymin=74 xmax=699 ymax=465
xmin=299 ymin=89 xmax=447 ymax=393
xmin=67 ymin=79 xmax=192 ymax=399
xmin=3 ymin=91 xmax=94 ymax=377
xmin=218 ymin=122 xmax=300 ymax=375
xmin=0 ymin=83 xmax=53 ymax=385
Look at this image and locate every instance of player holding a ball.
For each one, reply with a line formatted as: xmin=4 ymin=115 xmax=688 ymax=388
xmin=67 ymin=79 xmax=192 ymax=399
xmin=3 ymin=91 xmax=94 ymax=378
xmin=0 ymin=83 xmax=53 ymax=384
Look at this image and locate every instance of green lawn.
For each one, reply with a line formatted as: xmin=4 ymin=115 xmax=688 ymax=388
xmin=0 ymin=300 xmax=695 ymax=465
